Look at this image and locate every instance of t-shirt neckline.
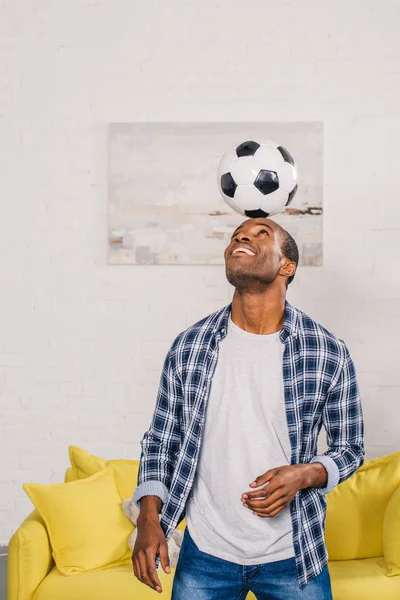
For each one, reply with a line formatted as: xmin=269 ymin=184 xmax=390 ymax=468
xmin=228 ymin=315 xmax=282 ymax=340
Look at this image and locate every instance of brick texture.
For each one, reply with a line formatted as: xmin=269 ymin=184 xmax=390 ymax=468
xmin=0 ymin=0 xmax=399 ymax=543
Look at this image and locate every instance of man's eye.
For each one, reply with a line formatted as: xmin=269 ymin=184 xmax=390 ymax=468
xmin=259 ymin=229 xmax=268 ymax=234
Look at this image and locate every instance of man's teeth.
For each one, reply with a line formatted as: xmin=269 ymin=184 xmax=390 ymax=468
xmin=233 ymin=248 xmax=255 ymax=256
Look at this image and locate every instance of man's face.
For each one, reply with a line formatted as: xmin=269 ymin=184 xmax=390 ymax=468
xmin=224 ymin=218 xmax=287 ymax=290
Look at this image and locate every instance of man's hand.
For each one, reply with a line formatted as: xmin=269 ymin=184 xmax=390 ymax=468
xmin=241 ymin=463 xmax=328 ymax=518
xmin=132 ymin=498 xmax=171 ymax=594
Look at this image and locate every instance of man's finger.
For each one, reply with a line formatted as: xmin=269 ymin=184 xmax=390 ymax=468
xmin=245 ymin=488 xmax=286 ymax=509
xmin=137 ymin=552 xmax=151 ymax=587
xmin=243 ymin=481 xmax=279 ymax=499
xmin=249 ymin=468 xmax=280 ymax=488
xmin=132 ymin=554 xmax=139 ymax=580
xmin=137 ymin=551 xmax=160 ymax=592
xmin=144 ymin=549 xmax=162 ymax=592
xmin=252 ymin=499 xmax=288 ymax=518
xmin=137 ymin=552 xmax=150 ymax=587
xmin=159 ymin=539 xmax=171 ymax=574
xmin=133 ymin=554 xmax=142 ymax=581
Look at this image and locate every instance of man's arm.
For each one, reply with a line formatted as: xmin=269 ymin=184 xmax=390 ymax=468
xmin=133 ymin=344 xmax=182 ymax=510
xmin=242 ymin=344 xmax=365 ymax=516
xmin=308 ymin=343 xmax=365 ymax=495
xmin=137 ymin=496 xmax=163 ymax=520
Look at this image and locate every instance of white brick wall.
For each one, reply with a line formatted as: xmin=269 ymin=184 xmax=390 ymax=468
xmin=0 ymin=0 xmax=399 ymax=544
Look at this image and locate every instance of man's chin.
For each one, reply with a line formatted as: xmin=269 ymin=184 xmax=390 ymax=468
xmin=225 ymin=266 xmax=274 ymax=291
xmin=226 ymin=267 xmax=254 ymax=288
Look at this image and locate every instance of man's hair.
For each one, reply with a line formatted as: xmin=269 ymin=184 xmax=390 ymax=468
xmin=280 ymin=230 xmax=299 ymax=287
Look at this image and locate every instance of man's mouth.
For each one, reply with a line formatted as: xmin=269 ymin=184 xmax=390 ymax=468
xmin=231 ymin=246 xmax=256 ymax=257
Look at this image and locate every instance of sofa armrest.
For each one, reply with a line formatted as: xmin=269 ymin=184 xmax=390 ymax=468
xmin=383 ymin=485 xmax=400 ymax=577
xmin=8 ymin=509 xmax=54 ymax=600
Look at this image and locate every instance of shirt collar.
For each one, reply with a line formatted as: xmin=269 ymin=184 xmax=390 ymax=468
xmin=214 ymin=299 xmax=299 ymax=342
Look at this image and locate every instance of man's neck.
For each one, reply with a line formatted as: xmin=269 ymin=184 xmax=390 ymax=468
xmin=230 ymin=288 xmax=286 ymax=335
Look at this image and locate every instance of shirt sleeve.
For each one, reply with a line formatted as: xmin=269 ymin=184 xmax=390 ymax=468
xmin=132 ymin=343 xmax=182 ymax=509
xmin=309 ymin=455 xmax=340 ymax=494
xmin=133 ymin=480 xmax=169 ymax=510
xmin=311 ymin=343 xmax=365 ymax=496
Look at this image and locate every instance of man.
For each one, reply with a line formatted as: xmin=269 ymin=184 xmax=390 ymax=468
xmin=132 ymin=217 xmax=365 ymax=599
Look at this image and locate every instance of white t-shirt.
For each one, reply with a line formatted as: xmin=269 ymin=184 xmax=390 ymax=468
xmin=185 ymin=314 xmax=295 ymax=564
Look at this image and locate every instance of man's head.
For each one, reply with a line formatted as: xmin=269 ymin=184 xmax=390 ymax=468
xmin=224 ymin=218 xmax=299 ymax=293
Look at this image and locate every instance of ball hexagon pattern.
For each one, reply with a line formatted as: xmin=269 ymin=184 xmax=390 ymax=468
xmin=217 ymin=140 xmax=298 ymax=217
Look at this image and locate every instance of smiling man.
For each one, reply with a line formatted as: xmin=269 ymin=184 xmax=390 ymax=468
xmin=132 ymin=218 xmax=365 ymax=600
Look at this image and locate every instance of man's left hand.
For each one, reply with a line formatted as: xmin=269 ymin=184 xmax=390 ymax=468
xmin=241 ymin=463 xmax=327 ymax=518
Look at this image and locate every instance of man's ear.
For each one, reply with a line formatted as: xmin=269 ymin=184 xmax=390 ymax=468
xmin=280 ymin=260 xmax=296 ymax=279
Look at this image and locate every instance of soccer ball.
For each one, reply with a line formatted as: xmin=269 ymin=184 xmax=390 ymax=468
xmin=217 ymin=140 xmax=298 ymax=217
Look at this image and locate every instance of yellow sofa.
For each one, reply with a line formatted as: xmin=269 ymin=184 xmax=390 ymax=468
xmin=7 ymin=448 xmax=400 ymax=600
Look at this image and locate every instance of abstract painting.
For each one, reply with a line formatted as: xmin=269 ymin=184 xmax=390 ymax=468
xmin=108 ymin=122 xmax=323 ymax=266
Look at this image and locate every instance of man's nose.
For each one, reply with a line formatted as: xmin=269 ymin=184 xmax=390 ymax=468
xmin=237 ymin=233 xmax=251 ymax=242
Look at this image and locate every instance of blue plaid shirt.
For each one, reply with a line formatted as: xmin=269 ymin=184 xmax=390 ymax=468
xmin=133 ymin=300 xmax=365 ymax=589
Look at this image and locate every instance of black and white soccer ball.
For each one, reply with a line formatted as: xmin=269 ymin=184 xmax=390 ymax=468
xmin=217 ymin=140 xmax=298 ymax=217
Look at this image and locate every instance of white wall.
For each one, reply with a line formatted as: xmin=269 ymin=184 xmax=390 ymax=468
xmin=0 ymin=0 xmax=399 ymax=544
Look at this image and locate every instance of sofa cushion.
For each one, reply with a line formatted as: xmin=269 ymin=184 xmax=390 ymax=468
xmin=23 ymin=467 xmax=133 ymax=576
xmin=68 ymin=446 xmax=139 ymax=500
xmin=66 ymin=445 xmax=188 ymax=532
xmin=33 ymin=563 xmax=258 ymax=600
xmin=64 ymin=466 xmax=76 ymax=483
xmin=329 ymin=556 xmax=400 ymax=600
xmin=383 ymin=485 xmax=400 ymax=577
xmin=68 ymin=446 xmax=106 ymax=479
xmin=325 ymin=452 xmax=400 ymax=560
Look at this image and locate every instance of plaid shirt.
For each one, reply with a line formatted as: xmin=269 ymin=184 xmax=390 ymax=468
xmin=133 ymin=300 xmax=365 ymax=589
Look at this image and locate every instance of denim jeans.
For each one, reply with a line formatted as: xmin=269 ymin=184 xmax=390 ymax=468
xmin=171 ymin=527 xmax=333 ymax=600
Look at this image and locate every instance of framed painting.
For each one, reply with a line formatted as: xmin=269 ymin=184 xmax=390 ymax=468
xmin=108 ymin=122 xmax=323 ymax=266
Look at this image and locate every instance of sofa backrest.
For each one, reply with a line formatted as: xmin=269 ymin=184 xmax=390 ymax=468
xmin=325 ymin=452 xmax=400 ymax=560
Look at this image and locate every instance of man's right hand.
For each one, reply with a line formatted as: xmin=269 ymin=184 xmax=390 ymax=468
xmin=132 ymin=498 xmax=171 ymax=594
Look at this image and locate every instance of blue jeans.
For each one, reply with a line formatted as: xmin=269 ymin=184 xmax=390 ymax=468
xmin=171 ymin=527 xmax=333 ymax=600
